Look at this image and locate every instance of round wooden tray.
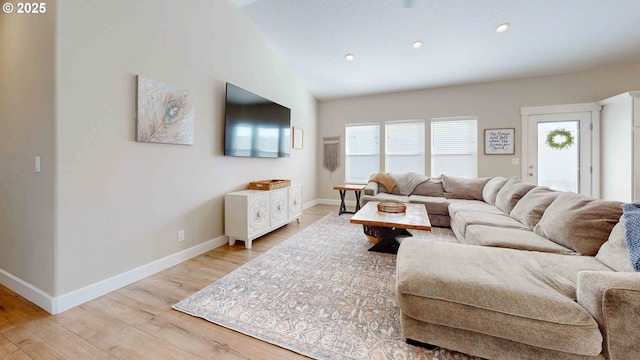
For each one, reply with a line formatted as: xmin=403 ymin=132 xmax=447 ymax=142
xmin=377 ymin=202 xmax=406 ymax=213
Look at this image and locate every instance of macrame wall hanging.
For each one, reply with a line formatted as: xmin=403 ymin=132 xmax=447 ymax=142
xmin=323 ymin=136 xmax=340 ymax=172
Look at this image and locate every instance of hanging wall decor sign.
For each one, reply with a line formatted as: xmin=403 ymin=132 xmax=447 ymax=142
xmin=323 ymin=135 xmax=340 ymax=172
xmin=484 ymin=128 xmax=515 ymax=154
xmin=136 ymin=75 xmax=194 ymax=145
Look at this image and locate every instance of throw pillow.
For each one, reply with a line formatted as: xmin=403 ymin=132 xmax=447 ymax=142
xmin=533 ymin=192 xmax=623 ymax=256
xmin=482 ymin=176 xmax=510 ymax=205
xmin=441 ymin=175 xmax=491 ymax=200
xmin=412 ymin=176 xmax=444 ymax=197
xmin=494 ymin=178 xmax=536 ymax=214
xmin=596 ymin=216 xmax=636 ymax=272
xmin=622 ymin=202 xmax=640 ymax=271
xmin=509 ymin=186 xmax=561 ymax=229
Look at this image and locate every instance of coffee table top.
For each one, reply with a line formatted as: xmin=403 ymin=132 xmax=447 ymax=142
xmin=350 ymin=201 xmax=432 ymax=231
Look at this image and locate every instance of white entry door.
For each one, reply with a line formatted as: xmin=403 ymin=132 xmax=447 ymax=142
xmin=521 ymin=104 xmax=600 ymax=197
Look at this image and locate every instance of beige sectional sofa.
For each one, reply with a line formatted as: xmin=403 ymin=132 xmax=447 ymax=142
xmin=362 ymin=173 xmax=640 ymax=360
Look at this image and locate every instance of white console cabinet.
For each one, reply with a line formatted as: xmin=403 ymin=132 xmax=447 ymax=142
xmin=225 ymin=184 xmax=302 ymax=248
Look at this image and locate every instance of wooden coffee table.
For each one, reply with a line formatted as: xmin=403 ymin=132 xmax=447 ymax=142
xmin=350 ymin=201 xmax=432 ymax=254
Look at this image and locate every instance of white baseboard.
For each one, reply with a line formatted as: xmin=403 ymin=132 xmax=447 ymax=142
xmin=0 ymin=235 xmax=228 ymax=314
xmin=0 ymin=267 xmax=55 ymax=313
xmin=301 ymin=199 xmax=318 ymax=209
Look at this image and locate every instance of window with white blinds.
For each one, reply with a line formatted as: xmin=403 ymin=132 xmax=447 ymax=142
xmin=385 ymin=120 xmax=425 ymax=173
xmin=431 ymin=117 xmax=477 ymax=178
xmin=345 ymin=124 xmax=380 ymax=183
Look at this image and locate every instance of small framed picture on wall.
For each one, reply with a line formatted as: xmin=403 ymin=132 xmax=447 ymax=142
xmin=293 ymin=126 xmax=304 ymax=149
xmin=484 ymin=128 xmax=515 ymax=154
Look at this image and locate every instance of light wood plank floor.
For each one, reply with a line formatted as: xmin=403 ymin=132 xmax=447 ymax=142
xmin=0 ymin=204 xmax=338 ymax=360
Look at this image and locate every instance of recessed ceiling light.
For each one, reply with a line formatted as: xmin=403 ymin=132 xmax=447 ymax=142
xmin=496 ymin=23 xmax=510 ymax=33
xmin=345 ymin=54 xmax=354 ymax=61
xmin=412 ymin=40 xmax=423 ymax=49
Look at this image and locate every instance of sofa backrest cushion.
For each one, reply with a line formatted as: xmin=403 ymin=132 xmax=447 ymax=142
xmin=494 ymin=178 xmax=536 ymax=214
xmin=509 ymin=186 xmax=561 ymax=229
xmin=378 ymin=184 xmax=402 ymax=195
xmin=412 ymin=176 xmax=444 ymax=197
xmin=482 ymin=176 xmax=510 ymax=206
xmin=596 ymin=216 xmax=635 ymax=272
xmin=533 ymin=192 xmax=623 ymax=256
xmin=441 ymin=175 xmax=491 ymax=200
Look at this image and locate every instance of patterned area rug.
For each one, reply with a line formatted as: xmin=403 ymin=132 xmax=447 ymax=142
xmin=173 ymin=213 xmax=480 ymax=360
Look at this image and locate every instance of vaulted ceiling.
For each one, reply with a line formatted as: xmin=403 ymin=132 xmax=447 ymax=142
xmin=231 ymin=0 xmax=640 ymax=100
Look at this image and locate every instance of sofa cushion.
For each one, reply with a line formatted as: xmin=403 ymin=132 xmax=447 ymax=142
xmin=452 ymin=211 xmax=528 ymax=237
xmin=596 ymin=216 xmax=636 ymax=272
xmin=482 ymin=176 xmax=510 ymax=206
xmin=533 ymin=192 xmax=623 ymax=256
xmin=465 ymin=225 xmax=576 ymax=255
xmin=509 ymin=186 xmax=561 ymax=229
xmin=397 ymin=239 xmax=609 ymax=355
xmin=622 ymin=202 xmax=640 ymax=271
xmin=494 ymin=178 xmax=536 ymax=214
xmin=409 ymin=195 xmax=449 ymax=216
xmin=380 ymin=184 xmax=403 ymax=195
xmin=441 ymin=175 xmax=491 ymax=200
xmin=447 ymin=200 xmax=503 ymax=218
xmin=389 ymin=172 xmax=429 ymax=195
xmin=411 ymin=176 xmax=444 ymax=197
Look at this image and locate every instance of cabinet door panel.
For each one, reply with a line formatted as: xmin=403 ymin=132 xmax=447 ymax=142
xmin=270 ymin=188 xmax=288 ymax=226
xmin=289 ymin=185 xmax=302 ymax=217
xmin=248 ymin=192 xmax=270 ymax=237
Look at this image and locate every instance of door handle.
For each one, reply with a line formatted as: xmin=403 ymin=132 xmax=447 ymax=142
xmin=528 ymin=172 xmax=535 ymax=176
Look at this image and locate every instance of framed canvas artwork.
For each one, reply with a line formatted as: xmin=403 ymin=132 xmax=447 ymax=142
xmin=136 ymin=75 xmax=194 ymax=145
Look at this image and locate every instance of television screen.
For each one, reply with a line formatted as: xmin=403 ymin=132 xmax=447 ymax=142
xmin=224 ymin=83 xmax=291 ymax=158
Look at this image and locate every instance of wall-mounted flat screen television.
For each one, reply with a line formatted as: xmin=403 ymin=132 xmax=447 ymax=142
xmin=224 ymin=83 xmax=291 ymax=158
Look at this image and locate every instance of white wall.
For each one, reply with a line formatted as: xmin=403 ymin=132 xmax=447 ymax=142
xmin=317 ymin=63 xmax=640 ymax=200
xmin=0 ymin=0 xmax=319 ymax=312
xmin=54 ymin=0 xmax=317 ymax=297
xmin=0 ymin=0 xmax=56 ymax=296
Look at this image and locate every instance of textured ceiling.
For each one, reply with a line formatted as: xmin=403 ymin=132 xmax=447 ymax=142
xmin=231 ymin=0 xmax=640 ymax=100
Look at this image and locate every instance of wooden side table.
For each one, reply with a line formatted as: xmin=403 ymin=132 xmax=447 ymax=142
xmin=333 ymin=184 xmax=366 ymax=215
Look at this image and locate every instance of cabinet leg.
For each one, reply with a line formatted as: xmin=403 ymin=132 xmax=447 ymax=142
xmin=228 ymin=237 xmax=236 ymax=246
xmin=245 ymin=239 xmax=252 ymax=249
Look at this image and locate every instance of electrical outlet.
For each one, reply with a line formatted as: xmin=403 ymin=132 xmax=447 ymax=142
xmin=177 ymin=230 xmax=185 ymax=242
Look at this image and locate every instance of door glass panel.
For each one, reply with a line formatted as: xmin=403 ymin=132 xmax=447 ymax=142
xmin=537 ymin=121 xmax=579 ymax=192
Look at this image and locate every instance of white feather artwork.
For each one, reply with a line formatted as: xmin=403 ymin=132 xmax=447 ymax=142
xmin=136 ymin=75 xmax=194 ymax=145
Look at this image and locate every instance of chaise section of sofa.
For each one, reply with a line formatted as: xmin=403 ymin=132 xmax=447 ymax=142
xmin=397 ymin=214 xmax=640 ymax=359
xmin=397 ymin=239 xmax=612 ymax=359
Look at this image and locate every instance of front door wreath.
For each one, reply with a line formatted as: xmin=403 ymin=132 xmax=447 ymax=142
xmin=546 ymin=129 xmax=574 ymax=150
